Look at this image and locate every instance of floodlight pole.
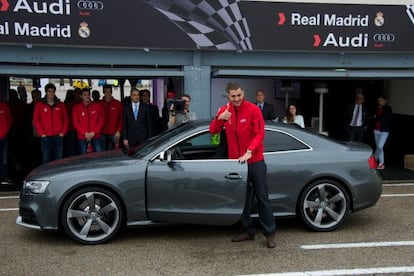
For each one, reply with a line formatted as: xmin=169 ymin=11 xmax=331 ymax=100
xmin=314 ymin=86 xmax=328 ymax=135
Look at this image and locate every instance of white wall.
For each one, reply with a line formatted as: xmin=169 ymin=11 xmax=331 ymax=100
xmin=385 ymin=80 xmax=414 ymax=115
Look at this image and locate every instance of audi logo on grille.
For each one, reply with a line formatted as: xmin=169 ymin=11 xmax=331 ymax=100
xmin=373 ymin=33 xmax=395 ymax=42
xmin=77 ymin=0 xmax=104 ymax=10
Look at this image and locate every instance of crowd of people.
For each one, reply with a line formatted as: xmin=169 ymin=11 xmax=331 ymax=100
xmin=0 ymin=84 xmax=195 ymax=185
xmin=0 ymin=82 xmax=392 ymax=182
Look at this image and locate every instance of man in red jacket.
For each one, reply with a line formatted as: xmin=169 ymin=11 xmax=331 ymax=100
xmin=72 ymin=88 xmax=105 ymax=154
xmin=33 ymin=83 xmax=69 ymax=164
xmin=100 ymin=85 xmax=123 ymax=150
xmin=0 ymin=99 xmax=13 ymax=185
xmin=209 ymin=82 xmax=276 ymax=248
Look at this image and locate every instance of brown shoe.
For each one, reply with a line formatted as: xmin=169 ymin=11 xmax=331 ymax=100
xmin=265 ymin=234 xmax=276 ymax=248
xmin=231 ymin=233 xmax=255 ymax=242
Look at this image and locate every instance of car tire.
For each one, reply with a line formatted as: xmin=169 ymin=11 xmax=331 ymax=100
xmin=298 ymin=179 xmax=350 ymax=232
xmin=61 ymin=187 xmax=124 ymax=245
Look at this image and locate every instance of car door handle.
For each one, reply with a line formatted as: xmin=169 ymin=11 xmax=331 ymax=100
xmin=225 ymin=173 xmax=243 ymax=180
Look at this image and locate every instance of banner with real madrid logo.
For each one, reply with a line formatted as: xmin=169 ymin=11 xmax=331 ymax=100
xmin=0 ymin=0 xmax=413 ymax=52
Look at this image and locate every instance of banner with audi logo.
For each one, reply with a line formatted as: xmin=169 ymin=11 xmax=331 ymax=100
xmin=77 ymin=0 xmax=104 ymax=10
xmin=0 ymin=0 xmax=413 ymax=52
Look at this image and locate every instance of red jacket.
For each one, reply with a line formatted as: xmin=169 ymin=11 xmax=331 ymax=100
xmin=210 ymin=100 xmax=265 ymax=164
xmin=0 ymin=101 xmax=12 ymax=139
xmin=72 ymin=101 xmax=105 ymax=140
xmin=33 ymin=99 xmax=69 ymax=137
xmin=100 ymin=98 xmax=123 ymax=135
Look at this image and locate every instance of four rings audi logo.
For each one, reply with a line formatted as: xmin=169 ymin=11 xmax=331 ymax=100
xmin=77 ymin=0 xmax=104 ymax=10
xmin=373 ymin=33 xmax=395 ymax=42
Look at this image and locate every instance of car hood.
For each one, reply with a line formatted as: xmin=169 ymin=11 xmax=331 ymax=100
xmin=26 ymin=150 xmax=132 ymax=179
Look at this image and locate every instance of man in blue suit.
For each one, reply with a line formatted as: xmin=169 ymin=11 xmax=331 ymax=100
xmin=255 ymin=89 xmax=276 ymax=121
xmin=122 ymin=88 xmax=153 ymax=149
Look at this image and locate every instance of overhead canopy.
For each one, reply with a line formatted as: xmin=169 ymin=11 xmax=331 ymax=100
xmin=212 ymin=68 xmax=414 ymax=78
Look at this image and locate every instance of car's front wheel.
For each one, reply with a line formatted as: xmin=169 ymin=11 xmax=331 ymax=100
xmin=61 ymin=187 xmax=124 ymax=244
xmin=299 ymin=179 xmax=350 ymax=232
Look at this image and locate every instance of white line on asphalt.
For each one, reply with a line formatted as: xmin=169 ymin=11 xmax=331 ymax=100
xmin=301 ymin=241 xmax=414 ymax=250
xmin=0 ymin=196 xmax=19 ymax=200
xmin=381 ymin=193 xmax=414 ymax=197
xmin=239 ymin=266 xmax=414 ymax=276
xmin=0 ymin=208 xmax=18 ymax=212
xmin=383 ymin=183 xmax=414 ymax=186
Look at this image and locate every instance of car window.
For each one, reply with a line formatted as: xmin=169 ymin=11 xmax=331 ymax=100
xmin=264 ymin=129 xmax=309 ymax=152
xmin=171 ymin=131 xmax=220 ymax=160
xmin=132 ymin=123 xmax=197 ymax=158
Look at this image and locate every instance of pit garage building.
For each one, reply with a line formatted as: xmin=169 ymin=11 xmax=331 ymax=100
xmin=1 ymin=0 xmax=414 ymax=172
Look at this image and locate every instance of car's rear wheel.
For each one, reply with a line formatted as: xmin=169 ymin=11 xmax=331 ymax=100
xmin=299 ymin=179 xmax=350 ymax=232
xmin=61 ymin=187 xmax=124 ymax=245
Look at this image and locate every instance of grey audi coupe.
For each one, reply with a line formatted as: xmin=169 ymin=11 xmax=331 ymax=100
xmin=17 ymin=120 xmax=382 ymax=244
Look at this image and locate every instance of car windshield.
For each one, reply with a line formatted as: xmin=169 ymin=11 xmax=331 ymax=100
xmin=124 ymin=122 xmax=197 ymax=159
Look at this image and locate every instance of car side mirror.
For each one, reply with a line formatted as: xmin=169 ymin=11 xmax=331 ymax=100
xmin=159 ymin=150 xmax=172 ymax=162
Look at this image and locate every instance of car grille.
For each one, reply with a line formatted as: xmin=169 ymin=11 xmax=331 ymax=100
xmin=20 ymin=207 xmax=39 ymax=226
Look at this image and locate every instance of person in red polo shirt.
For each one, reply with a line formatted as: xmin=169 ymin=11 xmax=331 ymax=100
xmin=100 ymin=85 xmax=123 ymax=150
xmin=33 ymin=83 xmax=69 ymax=164
xmin=0 ymin=99 xmax=12 ymax=185
xmin=72 ymin=88 xmax=105 ymax=154
xmin=209 ymin=83 xmax=276 ymax=248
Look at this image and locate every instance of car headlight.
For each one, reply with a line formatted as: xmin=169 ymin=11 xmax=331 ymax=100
xmin=24 ymin=180 xmax=50 ymax=194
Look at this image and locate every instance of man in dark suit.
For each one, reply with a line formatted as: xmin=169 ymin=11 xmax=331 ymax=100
xmin=344 ymin=92 xmax=369 ymax=143
xmin=140 ymin=89 xmax=162 ymax=136
xmin=122 ymin=88 xmax=153 ymax=149
xmin=255 ymin=89 xmax=276 ymax=121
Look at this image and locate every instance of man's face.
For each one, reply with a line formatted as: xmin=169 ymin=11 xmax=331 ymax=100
xmin=256 ymin=91 xmax=265 ymax=103
xmin=81 ymin=91 xmax=91 ymax=104
xmin=141 ymin=92 xmax=150 ymax=104
xmin=103 ymin=88 xmax=112 ymax=99
xmin=181 ymin=96 xmax=190 ymax=109
xmin=32 ymin=92 xmax=41 ymax=102
xmin=228 ymin=88 xmax=244 ymax=107
xmin=131 ymin=91 xmax=140 ymax=103
xmin=46 ymin=88 xmax=55 ymax=100
xmin=356 ymin=94 xmax=364 ymax=104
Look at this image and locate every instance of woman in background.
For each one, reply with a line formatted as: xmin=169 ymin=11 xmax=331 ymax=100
xmin=373 ymin=95 xmax=392 ymax=170
xmin=283 ymin=103 xmax=305 ymax=128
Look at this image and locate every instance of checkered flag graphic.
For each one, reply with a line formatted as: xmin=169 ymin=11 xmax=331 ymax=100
xmin=141 ymin=0 xmax=252 ymax=50
xmin=406 ymin=4 xmax=414 ymax=24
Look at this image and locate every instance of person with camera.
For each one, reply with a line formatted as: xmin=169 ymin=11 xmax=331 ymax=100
xmin=167 ymin=94 xmax=196 ymax=129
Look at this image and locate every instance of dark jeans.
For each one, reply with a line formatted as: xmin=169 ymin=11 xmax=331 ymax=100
xmin=78 ymin=137 xmax=104 ymax=154
xmin=0 ymin=138 xmax=8 ymax=178
xmin=347 ymin=126 xmax=365 ymax=143
xmin=102 ymin=134 xmax=118 ymax=150
xmin=63 ymin=131 xmax=78 ymax=157
xmin=40 ymin=136 xmax=63 ymax=164
xmin=240 ymin=160 xmax=276 ymax=235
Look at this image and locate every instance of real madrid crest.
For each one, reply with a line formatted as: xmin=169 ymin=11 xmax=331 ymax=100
xmin=374 ymin=12 xmax=384 ymax=27
xmin=78 ymin=22 xmax=91 ymax=38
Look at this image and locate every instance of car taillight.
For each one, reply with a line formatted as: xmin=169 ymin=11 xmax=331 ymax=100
xmin=368 ymin=156 xmax=377 ymax=169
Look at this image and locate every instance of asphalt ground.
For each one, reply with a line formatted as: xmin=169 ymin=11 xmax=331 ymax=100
xmin=1 ymin=183 xmax=414 ymax=275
